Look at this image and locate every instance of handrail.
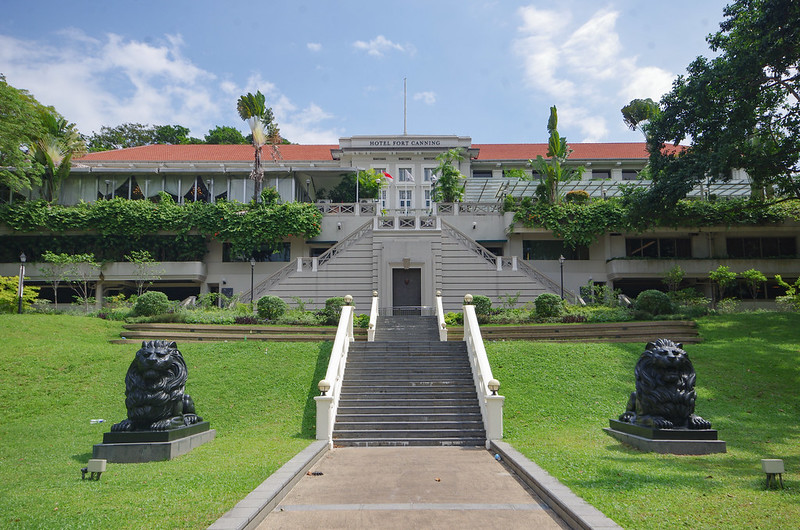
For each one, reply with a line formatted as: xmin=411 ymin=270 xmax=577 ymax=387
xmin=514 ymin=259 xmax=581 ymax=304
xmin=315 ymin=301 xmax=354 ymax=446
xmin=367 ymin=291 xmax=379 ymax=341
xmin=462 ymin=299 xmax=504 ymax=448
xmin=243 ymin=221 xmax=373 ymax=302
xmin=435 ymin=291 xmax=447 ymax=341
xmin=443 ymin=221 xmax=580 ymax=302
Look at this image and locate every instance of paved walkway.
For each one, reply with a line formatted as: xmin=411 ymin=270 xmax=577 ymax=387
xmin=256 ymin=446 xmax=568 ymax=529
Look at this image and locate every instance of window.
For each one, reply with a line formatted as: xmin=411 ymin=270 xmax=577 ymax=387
xmin=626 ymin=238 xmax=691 ymax=258
xmin=424 ymin=189 xmax=432 ymax=208
xmin=727 ymin=237 xmax=796 ymax=258
xmin=398 ymin=168 xmax=414 ymax=182
xmin=423 ymin=168 xmax=436 ymax=182
xmin=523 ymin=240 xmax=589 ymax=260
xmin=398 ymin=189 xmax=413 ymax=209
xmin=223 ymin=242 xmax=291 ymax=262
xmin=591 ymin=170 xmax=611 ymax=179
xmin=472 ymin=170 xmax=492 ymax=178
xmin=622 ymin=170 xmax=638 ymax=180
xmin=380 ymin=189 xmax=387 ymax=209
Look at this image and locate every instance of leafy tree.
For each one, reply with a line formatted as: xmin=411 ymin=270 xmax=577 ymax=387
xmin=86 ymin=123 xmax=154 ymax=151
xmin=775 ymin=274 xmax=800 ymax=310
xmin=432 ymin=148 xmax=466 ymax=203
xmin=153 ymin=124 xmax=196 ymax=145
xmin=204 ymin=125 xmax=248 ymax=145
xmin=124 ymin=249 xmax=164 ymax=296
xmin=531 ymin=106 xmax=583 ymax=204
xmin=0 ymin=76 xmax=49 ymax=192
xmin=621 ymin=98 xmax=660 ymax=141
xmin=40 ymin=251 xmax=72 ymax=306
xmin=741 ymin=268 xmax=767 ymax=300
xmin=646 ymin=0 xmax=800 ymax=207
xmin=237 ymin=91 xmax=281 ymax=202
xmin=32 ymin=111 xmax=86 ymax=202
xmin=86 ymin=123 xmax=199 ymax=151
xmin=662 ymin=264 xmax=685 ymax=292
xmin=709 ymin=265 xmax=737 ymax=306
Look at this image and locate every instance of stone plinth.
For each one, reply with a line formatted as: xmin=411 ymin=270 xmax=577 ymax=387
xmin=93 ymin=422 xmax=215 ymax=463
xmin=604 ymin=419 xmax=726 ymax=455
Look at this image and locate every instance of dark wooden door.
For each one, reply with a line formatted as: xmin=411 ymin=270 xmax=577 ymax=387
xmin=392 ymin=268 xmax=421 ymax=314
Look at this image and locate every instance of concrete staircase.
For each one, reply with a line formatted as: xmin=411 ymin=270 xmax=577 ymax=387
xmin=333 ymin=316 xmax=486 ymax=447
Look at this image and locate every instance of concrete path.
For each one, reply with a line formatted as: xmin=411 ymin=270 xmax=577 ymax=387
xmin=256 ymin=446 xmax=568 ymax=529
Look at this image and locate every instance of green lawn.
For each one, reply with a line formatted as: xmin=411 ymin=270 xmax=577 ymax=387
xmin=489 ymin=312 xmax=800 ymax=529
xmin=1 ymin=312 xmax=798 ymax=528
xmin=0 ymin=314 xmax=329 ymax=529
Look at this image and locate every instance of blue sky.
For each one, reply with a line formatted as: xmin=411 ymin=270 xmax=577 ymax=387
xmin=1 ymin=1 xmax=728 ymax=145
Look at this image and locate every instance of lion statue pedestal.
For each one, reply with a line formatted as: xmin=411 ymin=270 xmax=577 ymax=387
xmin=93 ymin=341 xmax=216 ymax=463
xmin=604 ymin=339 xmax=726 ymax=454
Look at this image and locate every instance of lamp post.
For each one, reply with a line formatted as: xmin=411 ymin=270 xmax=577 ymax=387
xmin=559 ymin=255 xmax=565 ymax=300
xmin=249 ymin=257 xmax=256 ymax=310
xmin=305 ymin=178 xmax=311 ymax=202
xmin=17 ymin=252 xmax=26 ymax=314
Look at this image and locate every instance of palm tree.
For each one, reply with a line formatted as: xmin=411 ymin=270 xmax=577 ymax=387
xmin=33 ymin=111 xmax=86 ymax=203
xmin=237 ymin=91 xmax=281 ymax=202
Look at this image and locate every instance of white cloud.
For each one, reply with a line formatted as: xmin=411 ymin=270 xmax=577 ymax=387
xmin=0 ymin=32 xmax=342 ymax=144
xmin=513 ymin=6 xmax=675 ymax=141
xmin=413 ymin=91 xmax=436 ymax=105
xmin=307 ymin=42 xmax=322 ymax=52
xmin=352 ymin=35 xmax=406 ymax=57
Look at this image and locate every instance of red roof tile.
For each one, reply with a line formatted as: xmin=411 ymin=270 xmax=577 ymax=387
xmin=473 ymin=143 xmax=651 ymax=160
xmin=76 ymin=144 xmax=338 ymax=162
xmin=75 ymin=142 xmax=667 ymax=163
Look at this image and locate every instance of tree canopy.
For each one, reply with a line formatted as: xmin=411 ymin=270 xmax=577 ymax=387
xmin=85 ymin=123 xmax=203 ymax=151
xmin=204 ymin=125 xmax=248 ymax=145
xmin=0 ymin=75 xmax=49 ymax=192
xmin=646 ymin=0 xmax=800 ymax=207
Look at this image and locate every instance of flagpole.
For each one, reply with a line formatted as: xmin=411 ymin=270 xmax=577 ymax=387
xmin=403 ymin=77 xmax=407 ymax=136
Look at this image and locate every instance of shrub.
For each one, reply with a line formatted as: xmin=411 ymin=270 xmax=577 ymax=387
xmin=133 ymin=291 xmax=170 ymax=316
xmin=319 ymin=297 xmax=346 ymax=325
xmin=634 ymin=289 xmax=674 ymax=316
xmin=234 ymin=315 xmax=259 ymax=325
xmin=276 ymin=309 xmax=323 ymax=326
xmin=561 ymin=314 xmax=587 ymax=323
xmin=564 ymin=189 xmax=590 ymax=204
xmin=353 ymin=314 xmax=370 ymax=328
xmin=257 ymin=295 xmax=287 ymax=320
xmin=471 ymin=295 xmax=492 ymax=315
xmin=444 ymin=312 xmax=463 ymax=326
xmin=535 ymin=293 xmax=564 ymax=318
xmin=716 ymin=297 xmax=740 ymax=314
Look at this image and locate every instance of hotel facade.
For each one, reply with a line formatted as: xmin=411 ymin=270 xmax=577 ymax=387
xmin=1 ymin=134 xmax=797 ymax=312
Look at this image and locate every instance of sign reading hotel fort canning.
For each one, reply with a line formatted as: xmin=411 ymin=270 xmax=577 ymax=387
xmin=342 ymin=136 xmax=468 ymax=150
xmin=368 ymin=139 xmax=441 ymax=147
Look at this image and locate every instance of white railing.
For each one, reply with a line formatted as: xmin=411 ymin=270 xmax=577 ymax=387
xmin=372 ymin=215 xmax=440 ymax=231
xmin=315 ymin=300 xmax=355 ymax=446
xmin=435 ymin=290 xmax=447 ymax=341
xmin=462 ymin=297 xmax=504 ymax=448
xmin=367 ymin=291 xmax=379 ymax=341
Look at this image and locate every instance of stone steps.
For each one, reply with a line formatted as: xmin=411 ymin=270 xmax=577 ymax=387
xmin=333 ymin=315 xmax=485 ymax=447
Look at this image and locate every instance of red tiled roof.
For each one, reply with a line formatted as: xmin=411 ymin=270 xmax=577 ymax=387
xmin=75 ymin=144 xmax=338 ymax=162
xmin=75 ymin=142 xmax=666 ymax=163
xmin=473 ymin=143 xmax=651 ymax=160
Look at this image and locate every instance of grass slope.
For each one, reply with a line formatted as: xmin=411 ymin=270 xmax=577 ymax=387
xmin=489 ymin=312 xmax=800 ymax=529
xmin=0 ymin=314 xmax=329 ymax=529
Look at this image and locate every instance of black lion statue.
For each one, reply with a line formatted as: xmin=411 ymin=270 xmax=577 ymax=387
xmin=618 ymin=338 xmax=711 ymax=430
xmin=111 ymin=340 xmax=202 ymax=432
